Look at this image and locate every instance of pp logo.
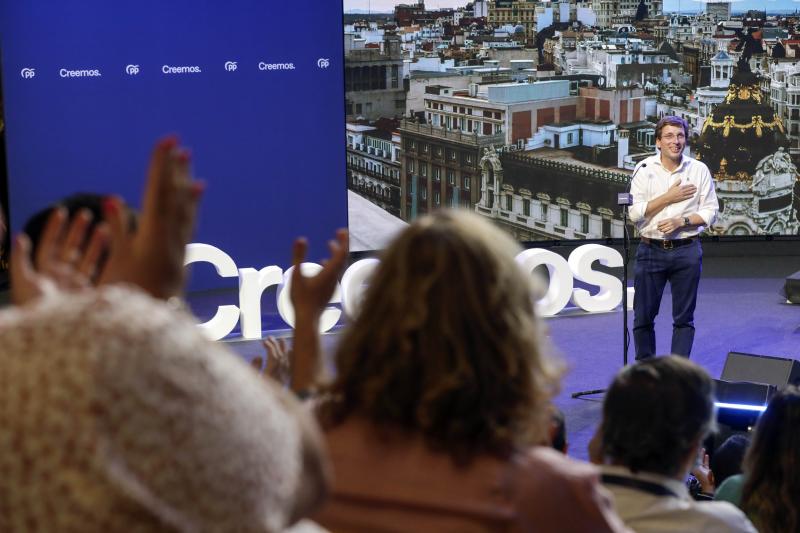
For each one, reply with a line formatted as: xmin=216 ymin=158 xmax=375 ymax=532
xmin=125 ymin=64 xmax=140 ymax=75
xmin=20 ymin=68 xmax=36 ymax=79
xmin=224 ymin=61 xmax=238 ymax=72
xmin=317 ymin=58 xmax=330 ymax=69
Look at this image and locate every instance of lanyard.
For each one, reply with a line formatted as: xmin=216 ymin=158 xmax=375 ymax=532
xmin=602 ymin=473 xmax=680 ymax=498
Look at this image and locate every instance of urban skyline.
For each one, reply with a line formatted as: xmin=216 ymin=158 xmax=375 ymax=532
xmin=344 ymin=0 xmax=800 ymax=15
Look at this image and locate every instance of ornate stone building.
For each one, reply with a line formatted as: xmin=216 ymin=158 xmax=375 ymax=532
xmin=697 ymin=66 xmax=800 ymax=235
xmin=475 ymin=146 xmax=630 ymax=240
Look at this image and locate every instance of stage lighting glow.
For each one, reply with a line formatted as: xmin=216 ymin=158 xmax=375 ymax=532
xmin=714 ymin=402 xmax=767 ymax=412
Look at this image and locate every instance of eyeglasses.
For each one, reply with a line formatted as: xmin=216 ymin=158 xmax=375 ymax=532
xmin=661 ymin=133 xmax=686 ymax=141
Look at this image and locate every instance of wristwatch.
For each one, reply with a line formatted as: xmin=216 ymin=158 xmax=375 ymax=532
xmin=683 ymin=216 xmax=691 ymax=228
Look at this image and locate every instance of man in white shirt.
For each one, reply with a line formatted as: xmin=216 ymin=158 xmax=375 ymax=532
xmin=598 ymin=356 xmax=756 ymax=533
xmin=628 ymin=116 xmax=719 ymax=359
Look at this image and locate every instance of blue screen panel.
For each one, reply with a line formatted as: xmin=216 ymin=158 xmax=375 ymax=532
xmin=0 ymin=1 xmax=347 ymax=290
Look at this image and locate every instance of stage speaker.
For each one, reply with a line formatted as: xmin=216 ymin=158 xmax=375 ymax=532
xmin=721 ymin=351 xmax=800 ymax=387
xmin=783 ymin=270 xmax=800 ymax=304
xmin=713 ymin=379 xmax=774 ymax=430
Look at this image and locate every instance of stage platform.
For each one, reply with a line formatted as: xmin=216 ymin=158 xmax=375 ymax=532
xmin=216 ymin=240 xmax=800 ymax=462
xmin=0 ymin=240 xmax=797 ymax=462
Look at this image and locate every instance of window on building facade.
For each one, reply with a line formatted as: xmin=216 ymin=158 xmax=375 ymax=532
xmin=422 ymin=142 xmax=429 ymax=153
xmin=408 ymin=159 xmax=415 ymax=173
xmin=488 ymin=190 xmax=494 ymax=208
xmin=433 ymin=166 xmax=441 ymax=181
xmin=449 ymin=149 xmax=457 ymax=160
xmin=356 ymin=103 xmax=363 ymax=115
xmin=506 ymin=195 xmax=512 ymax=211
xmin=447 ymin=169 xmax=455 ymax=185
xmin=420 ymin=163 xmax=427 ymax=177
xmin=581 ymin=213 xmax=589 ymax=233
xmin=560 ymin=208 xmax=569 ymax=227
xmin=567 ymin=132 xmax=574 ymax=144
xmin=523 ymin=198 xmax=531 ymax=216
xmin=421 ymin=188 xmax=427 ymax=200
xmin=434 ymin=191 xmax=440 ymax=205
xmin=541 ymin=203 xmax=548 ymax=221
xmin=463 ymin=176 xmax=470 ymax=190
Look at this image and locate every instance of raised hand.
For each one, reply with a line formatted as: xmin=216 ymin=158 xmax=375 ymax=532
xmin=288 ymin=229 xmax=349 ymax=393
xmin=98 ymin=136 xmax=204 ymax=300
xmin=690 ymin=448 xmax=715 ymax=495
xmin=250 ymin=336 xmax=293 ymax=387
xmin=10 ymin=208 xmax=108 ymax=305
xmin=290 ymin=229 xmax=349 ymax=323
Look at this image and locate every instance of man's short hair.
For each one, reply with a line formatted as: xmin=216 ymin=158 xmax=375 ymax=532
xmin=655 ymin=116 xmax=689 ymax=140
xmin=602 ymin=356 xmax=715 ymax=477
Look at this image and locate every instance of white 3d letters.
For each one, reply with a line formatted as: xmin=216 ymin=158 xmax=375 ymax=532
xmin=568 ymin=244 xmax=623 ymax=313
xmin=515 ymin=248 xmax=573 ymax=317
xmin=340 ymin=258 xmax=379 ymax=319
xmin=238 ymin=266 xmax=283 ymax=339
xmin=184 ymin=243 xmax=241 ymax=340
xmin=183 ymin=243 xmax=630 ymax=341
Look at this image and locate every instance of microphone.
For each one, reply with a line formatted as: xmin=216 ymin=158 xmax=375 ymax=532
xmin=618 ymin=162 xmax=647 ymax=206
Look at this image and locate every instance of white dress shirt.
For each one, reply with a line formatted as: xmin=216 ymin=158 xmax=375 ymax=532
xmin=628 ymin=153 xmax=719 ymax=239
xmin=600 ymin=465 xmax=757 ymax=533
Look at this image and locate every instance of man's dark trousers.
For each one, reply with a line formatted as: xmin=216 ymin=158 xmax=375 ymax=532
xmin=633 ymin=239 xmax=702 ymax=359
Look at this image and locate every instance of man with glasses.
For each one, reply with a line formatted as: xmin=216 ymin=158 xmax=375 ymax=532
xmin=628 ymin=116 xmax=719 ymax=359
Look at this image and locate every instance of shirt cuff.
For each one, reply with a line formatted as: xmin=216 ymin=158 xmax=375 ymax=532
xmin=628 ymin=201 xmax=647 ymax=223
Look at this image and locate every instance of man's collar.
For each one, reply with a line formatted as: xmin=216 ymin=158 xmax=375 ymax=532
xmin=653 ymin=152 xmax=689 ymax=172
xmin=599 ymin=465 xmax=691 ymax=500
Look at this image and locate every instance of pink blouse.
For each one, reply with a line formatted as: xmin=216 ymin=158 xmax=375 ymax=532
xmin=315 ymin=417 xmax=631 ymax=532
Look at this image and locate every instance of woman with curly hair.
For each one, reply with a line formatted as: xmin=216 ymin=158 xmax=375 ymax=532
xmin=733 ymin=386 xmax=800 ymax=533
xmin=291 ymin=210 xmax=629 ymax=532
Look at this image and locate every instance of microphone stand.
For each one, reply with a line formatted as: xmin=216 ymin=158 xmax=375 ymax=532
xmin=572 ymin=166 xmax=642 ymax=399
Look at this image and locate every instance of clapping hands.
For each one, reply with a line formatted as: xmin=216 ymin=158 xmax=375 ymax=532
xmin=10 ymin=136 xmax=203 ymax=305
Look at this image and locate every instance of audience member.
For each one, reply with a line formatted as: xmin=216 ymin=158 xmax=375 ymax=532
xmin=709 ymin=434 xmax=750 ymax=492
xmin=291 ymin=210 xmax=630 ymax=532
xmin=1 ymin=137 xmax=331 ymax=531
xmin=21 ymin=192 xmax=137 ymax=271
xmin=732 ymin=386 xmax=800 ymax=532
xmin=598 ymin=355 xmax=756 ymax=533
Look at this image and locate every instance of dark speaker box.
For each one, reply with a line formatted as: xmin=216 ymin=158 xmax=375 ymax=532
xmin=721 ymin=351 xmax=800 ymax=387
xmin=713 ymin=379 xmax=776 ymax=430
xmin=784 ymin=270 xmax=800 ymax=304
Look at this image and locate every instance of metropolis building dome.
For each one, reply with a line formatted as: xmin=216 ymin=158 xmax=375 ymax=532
xmin=696 ymin=64 xmax=799 ymax=235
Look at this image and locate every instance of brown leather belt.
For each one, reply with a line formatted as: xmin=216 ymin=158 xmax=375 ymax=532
xmin=640 ymin=236 xmax=697 ymax=250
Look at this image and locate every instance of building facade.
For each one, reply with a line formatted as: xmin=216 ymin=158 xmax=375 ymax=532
xmin=345 ymin=34 xmax=406 ymax=121
xmin=346 ymin=124 xmax=403 ymax=217
xmin=399 ymin=119 xmax=504 ymax=219
xmin=475 ymin=147 xmax=629 ymax=239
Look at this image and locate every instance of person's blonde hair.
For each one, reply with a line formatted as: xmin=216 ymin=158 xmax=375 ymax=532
xmin=321 ymin=210 xmax=562 ymax=463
